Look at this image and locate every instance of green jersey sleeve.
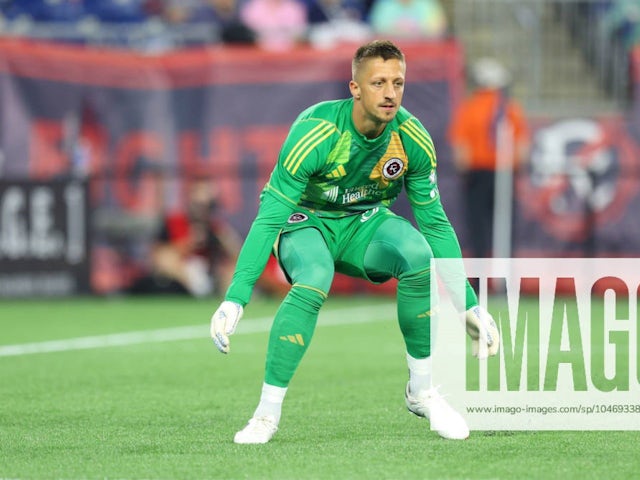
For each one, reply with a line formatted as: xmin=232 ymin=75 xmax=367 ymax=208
xmin=400 ymin=116 xmax=478 ymax=311
xmin=224 ymin=191 xmax=291 ymax=306
xmin=267 ymin=118 xmax=339 ymax=204
xmin=225 ymin=118 xmax=338 ymax=305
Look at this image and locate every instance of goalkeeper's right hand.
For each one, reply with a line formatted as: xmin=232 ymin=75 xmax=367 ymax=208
xmin=210 ymin=301 xmax=243 ymax=354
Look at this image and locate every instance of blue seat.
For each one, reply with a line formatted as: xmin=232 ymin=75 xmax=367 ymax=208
xmin=85 ymin=0 xmax=150 ymax=23
xmin=4 ymin=0 xmax=85 ymax=21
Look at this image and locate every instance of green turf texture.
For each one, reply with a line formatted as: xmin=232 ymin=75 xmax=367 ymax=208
xmin=1 ymin=295 xmax=638 ymax=479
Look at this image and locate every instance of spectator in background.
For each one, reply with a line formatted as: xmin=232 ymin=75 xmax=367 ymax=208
xmin=305 ymin=0 xmax=365 ymax=23
xmin=240 ymin=0 xmax=307 ymax=50
xmin=367 ymin=0 xmax=447 ymax=40
xmin=130 ymin=179 xmax=289 ymax=298
xmin=160 ymin=0 xmax=256 ymax=44
xmin=158 ymin=0 xmax=205 ymax=24
xmin=206 ymin=0 xmax=256 ymax=44
xmin=448 ymin=58 xmax=530 ymax=258
xmin=305 ymin=0 xmax=371 ymax=48
xmin=130 ymin=179 xmax=241 ymax=297
xmin=599 ymin=0 xmax=640 ymax=52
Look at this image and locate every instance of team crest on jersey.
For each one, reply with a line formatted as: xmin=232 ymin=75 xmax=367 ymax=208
xmin=287 ymin=213 xmax=308 ymax=223
xmin=382 ymin=158 xmax=405 ymax=180
xmin=369 ymin=132 xmax=408 ymax=188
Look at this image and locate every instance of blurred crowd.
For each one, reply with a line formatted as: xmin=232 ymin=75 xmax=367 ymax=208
xmin=562 ymin=1 xmax=640 ymax=54
xmin=0 ymin=0 xmax=450 ymax=51
xmin=562 ymin=0 xmax=640 ymax=97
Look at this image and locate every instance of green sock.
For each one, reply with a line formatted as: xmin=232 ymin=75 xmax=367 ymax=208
xmin=264 ymin=285 xmax=327 ymax=387
xmin=397 ymin=267 xmax=434 ymax=358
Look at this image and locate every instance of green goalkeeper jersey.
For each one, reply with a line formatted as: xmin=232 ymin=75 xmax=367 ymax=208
xmin=226 ymin=98 xmax=476 ymax=308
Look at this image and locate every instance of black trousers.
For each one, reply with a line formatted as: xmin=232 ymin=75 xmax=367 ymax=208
xmin=463 ymin=169 xmax=496 ymax=258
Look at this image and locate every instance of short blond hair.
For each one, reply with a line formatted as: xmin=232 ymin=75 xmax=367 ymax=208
xmin=352 ymin=40 xmax=405 ymax=79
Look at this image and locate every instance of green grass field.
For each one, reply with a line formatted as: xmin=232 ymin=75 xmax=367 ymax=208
xmin=1 ymin=295 xmax=639 ymax=480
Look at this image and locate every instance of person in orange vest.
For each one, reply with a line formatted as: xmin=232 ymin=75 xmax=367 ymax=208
xmin=448 ymin=57 xmax=530 ymax=258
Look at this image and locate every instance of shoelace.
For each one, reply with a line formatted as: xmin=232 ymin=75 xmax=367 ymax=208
xmin=409 ymin=385 xmax=449 ymax=406
xmin=248 ymin=417 xmax=277 ymax=432
xmin=424 ymin=386 xmax=453 ymax=407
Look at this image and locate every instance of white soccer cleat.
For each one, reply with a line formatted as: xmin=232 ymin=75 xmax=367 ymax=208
xmin=233 ymin=416 xmax=278 ymax=444
xmin=405 ymin=383 xmax=470 ymax=440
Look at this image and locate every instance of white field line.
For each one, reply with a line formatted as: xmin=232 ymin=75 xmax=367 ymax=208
xmin=0 ymin=302 xmax=396 ymax=358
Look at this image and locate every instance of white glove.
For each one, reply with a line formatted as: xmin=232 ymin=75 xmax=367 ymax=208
xmin=210 ymin=301 xmax=243 ymax=354
xmin=464 ymin=305 xmax=500 ymax=359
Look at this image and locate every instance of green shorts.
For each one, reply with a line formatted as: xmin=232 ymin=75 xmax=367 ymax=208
xmin=276 ymin=206 xmax=410 ymax=282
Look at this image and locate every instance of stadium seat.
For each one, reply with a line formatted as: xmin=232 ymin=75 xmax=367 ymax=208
xmin=3 ymin=0 xmax=85 ymax=21
xmin=85 ymin=0 xmax=150 ymax=23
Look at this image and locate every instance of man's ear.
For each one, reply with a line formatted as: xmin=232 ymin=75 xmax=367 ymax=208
xmin=349 ymin=80 xmax=360 ymax=100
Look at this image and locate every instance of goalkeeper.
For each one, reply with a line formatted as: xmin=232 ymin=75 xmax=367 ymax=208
xmin=210 ymin=39 xmax=499 ymax=444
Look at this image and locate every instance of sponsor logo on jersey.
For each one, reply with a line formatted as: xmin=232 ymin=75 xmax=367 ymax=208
xmin=321 ymin=186 xmax=340 ymax=203
xmin=341 ymin=183 xmax=382 ymax=204
xmin=287 ymin=213 xmax=308 ymax=223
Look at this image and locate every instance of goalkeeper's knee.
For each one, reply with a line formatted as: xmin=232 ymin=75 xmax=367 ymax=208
xmin=283 ymin=283 xmax=328 ymax=313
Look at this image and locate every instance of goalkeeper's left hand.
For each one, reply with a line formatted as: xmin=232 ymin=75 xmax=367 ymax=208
xmin=464 ymin=305 xmax=500 ymax=359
